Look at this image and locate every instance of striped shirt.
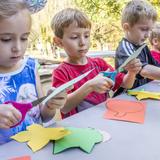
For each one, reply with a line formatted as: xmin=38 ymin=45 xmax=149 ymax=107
xmin=115 ymin=38 xmax=160 ymax=88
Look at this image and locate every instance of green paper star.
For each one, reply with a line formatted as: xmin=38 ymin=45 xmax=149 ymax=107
xmin=53 ymin=127 xmax=102 ymax=154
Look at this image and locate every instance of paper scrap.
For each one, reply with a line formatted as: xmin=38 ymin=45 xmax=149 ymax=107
xmin=8 ymin=156 xmax=31 ymax=160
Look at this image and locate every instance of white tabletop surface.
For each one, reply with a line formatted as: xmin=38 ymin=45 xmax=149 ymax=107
xmin=1 ymin=80 xmax=160 ymax=160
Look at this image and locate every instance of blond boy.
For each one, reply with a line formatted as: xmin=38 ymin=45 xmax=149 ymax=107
xmin=51 ymin=8 xmax=141 ymax=118
xmin=115 ymin=0 xmax=160 ymax=90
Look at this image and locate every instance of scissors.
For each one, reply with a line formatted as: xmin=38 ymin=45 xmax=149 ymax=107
xmin=4 ymin=69 xmax=94 ymax=127
xmin=101 ymin=43 xmax=146 ymax=81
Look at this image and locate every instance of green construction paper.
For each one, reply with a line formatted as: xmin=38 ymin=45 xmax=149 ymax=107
xmin=53 ymin=127 xmax=103 ymax=154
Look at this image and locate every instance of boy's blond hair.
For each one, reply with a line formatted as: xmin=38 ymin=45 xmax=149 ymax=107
xmin=0 ymin=0 xmax=28 ymax=20
xmin=51 ymin=8 xmax=91 ymax=38
xmin=149 ymin=22 xmax=160 ymax=45
xmin=122 ymin=0 xmax=157 ymax=26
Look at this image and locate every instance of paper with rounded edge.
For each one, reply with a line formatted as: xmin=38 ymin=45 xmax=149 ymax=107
xmin=104 ymin=99 xmax=146 ymax=123
xmin=97 ymin=129 xmax=111 ymax=142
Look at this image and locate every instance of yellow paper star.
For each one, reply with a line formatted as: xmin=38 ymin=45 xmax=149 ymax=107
xmin=128 ymin=90 xmax=160 ymax=100
xmin=11 ymin=124 xmax=70 ymax=152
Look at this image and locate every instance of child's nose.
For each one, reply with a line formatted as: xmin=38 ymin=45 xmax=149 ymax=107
xmin=12 ymin=41 xmax=21 ymax=52
xmin=79 ymin=37 xmax=85 ymax=46
xmin=144 ymin=32 xmax=149 ymax=38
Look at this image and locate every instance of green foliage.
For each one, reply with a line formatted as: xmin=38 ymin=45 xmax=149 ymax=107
xmin=74 ymin=0 xmax=128 ymax=50
xmin=29 ymin=0 xmax=160 ymax=55
xmin=74 ymin=0 xmax=160 ymax=50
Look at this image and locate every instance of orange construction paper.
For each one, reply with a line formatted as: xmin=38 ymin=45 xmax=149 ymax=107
xmin=8 ymin=156 xmax=31 ymax=160
xmin=104 ymin=99 xmax=146 ymax=123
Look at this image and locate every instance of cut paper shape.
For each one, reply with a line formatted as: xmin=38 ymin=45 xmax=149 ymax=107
xmin=8 ymin=156 xmax=31 ymax=160
xmin=104 ymin=99 xmax=146 ymax=123
xmin=128 ymin=90 xmax=160 ymax=100
xmin=11 ymin=124 xmax=70 ymax=152
xmin=53 ymin=127 xmax=103 ymax=154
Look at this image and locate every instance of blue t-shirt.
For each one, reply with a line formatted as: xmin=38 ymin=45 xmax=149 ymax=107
xmin=0 ymin=57 xmax=41 ymax=144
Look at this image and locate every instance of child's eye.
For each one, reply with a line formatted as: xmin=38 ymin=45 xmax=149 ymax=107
xmin=70 ymin=36 xmax=78 ymax=39
xmin=85 ymin=34 xmax=90 ymax=38
xmin=1 ymin=38 xmax=11 ymax=42
xmin=21 ymin=37 xmax=28 ymax=41
xmin=141 ymin=28 xmax=149 ymax=32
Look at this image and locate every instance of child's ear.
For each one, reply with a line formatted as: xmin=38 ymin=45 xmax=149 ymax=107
xmin=53 ymin=37 xmax=63 ymax=48
xmin=152 ymin=38 xmax=158 ymax=46
xmin=122 ymin=23 xmax=130 ymax=31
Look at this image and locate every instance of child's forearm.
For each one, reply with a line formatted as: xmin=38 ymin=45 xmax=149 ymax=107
xmin=61 ymin=83 xmax=93 ymax=114
xmin=121 ymin=72 xmax=136 ymax=88
xmin=140 ymin=64 xmax=160 ymax=80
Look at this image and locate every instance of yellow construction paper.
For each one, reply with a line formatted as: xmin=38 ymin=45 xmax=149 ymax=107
xmin=128 ymin=90 xmax=160 ymax=100
xmin=11 ymin=124 xmax=71 ymax=152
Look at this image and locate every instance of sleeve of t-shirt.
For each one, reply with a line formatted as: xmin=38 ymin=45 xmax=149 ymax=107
xmin=52 ymin=67 xmax=68 ymax=88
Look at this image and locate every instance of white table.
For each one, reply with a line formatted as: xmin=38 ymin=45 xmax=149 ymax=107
xmin=1 ymin=81 xmax=160 ymax=160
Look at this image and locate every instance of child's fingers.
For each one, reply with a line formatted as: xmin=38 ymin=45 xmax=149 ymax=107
xmin=126 ymin=58 xmax=140 ymax=66
xmin=104 ymin=77 xmax=114 ymax=87
xmin=11 ymin=108 xmax=22 ymax=124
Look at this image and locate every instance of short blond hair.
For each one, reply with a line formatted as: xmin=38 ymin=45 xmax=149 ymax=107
xmin=0 ymin=0 xmax=28 ymax=20
xmin=149 ymin=22 xmax=160 ymax=45
xmin=51 ymin=8 xmax=91 ymax=38
xmin=122 ymin=0 xmax=157 ymax=26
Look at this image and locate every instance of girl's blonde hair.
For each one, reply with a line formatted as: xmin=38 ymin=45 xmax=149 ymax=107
xmin=51 ymin=8 xmax=91 ymax=38
xmin=122 ymin=0 xmax=157 ymax=26
xmin=0 ymin=0 xmax=28 ymax=20
xmin=149 ymin=22 xmax=160 ymax=45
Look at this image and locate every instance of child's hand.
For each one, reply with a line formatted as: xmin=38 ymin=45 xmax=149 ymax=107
xmin=124 ymin=58 xmax=142 ymax=74
xmin=45 ymin=87 xmax=67 ymax=110
xmin=0 ymin=104 xmax=22 ymax=129
xmin=87 ymin=74 xmax=114 ymax=93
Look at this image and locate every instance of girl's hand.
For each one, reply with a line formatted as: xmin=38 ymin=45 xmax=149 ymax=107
xmin=0 ymin=104 xmax=22 ymax=129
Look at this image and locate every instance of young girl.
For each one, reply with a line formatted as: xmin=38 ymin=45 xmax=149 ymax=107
xmin=0 ymin=0 xmax=67 ymax=144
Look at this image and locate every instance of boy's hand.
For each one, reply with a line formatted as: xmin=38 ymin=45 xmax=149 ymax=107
xmin=45 ymin=87 xmax=67 ymax=110
xmin=87 ymin=74 xmax=114 ymax=93
xmin=124 ymin=58 xmax=142 ymax=74
xmin=0 ymin=104 xmax=22 ymax=129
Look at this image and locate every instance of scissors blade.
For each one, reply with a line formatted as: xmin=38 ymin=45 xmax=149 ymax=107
xmin=31 ymin=95 xmax=47 ymax=106
xmin=32 ymin=69 xmax=94 ymax=106
xmin=118 ymin=43 xmax=146 ymax=72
